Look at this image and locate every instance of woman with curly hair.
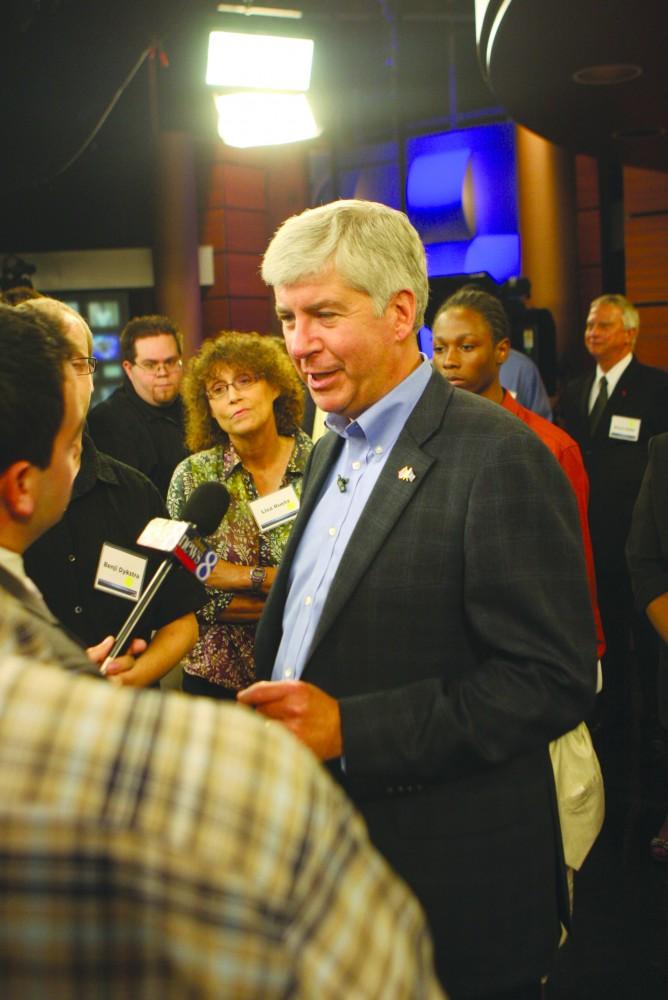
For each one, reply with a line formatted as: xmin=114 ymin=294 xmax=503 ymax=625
xmin=167 ymin=331 xmax=312 ymax=699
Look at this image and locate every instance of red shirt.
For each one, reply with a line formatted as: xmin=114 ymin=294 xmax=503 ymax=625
xmin=502 ymin=391 xmax=605 ymax=657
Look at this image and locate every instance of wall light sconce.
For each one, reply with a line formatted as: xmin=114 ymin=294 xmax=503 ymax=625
xmin=206 ymin=30 xmax=320 ymax=147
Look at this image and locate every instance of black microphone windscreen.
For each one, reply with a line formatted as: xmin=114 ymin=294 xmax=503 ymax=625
xmin=181 ymin=482 xmax=230 ymax=536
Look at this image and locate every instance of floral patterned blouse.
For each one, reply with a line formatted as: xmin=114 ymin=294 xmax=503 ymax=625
xmin=166 ymin=429 xmax=312 ymax=691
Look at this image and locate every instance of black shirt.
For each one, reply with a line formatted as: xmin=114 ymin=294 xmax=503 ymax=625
xmin=87 ymin=378 xmax=188 ymax=498
xmin=24 ymin=435 xmax=206 ymax=648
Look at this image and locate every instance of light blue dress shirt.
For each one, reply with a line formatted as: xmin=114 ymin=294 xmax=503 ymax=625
xmin=272 ymin=358 xmax=432 ymax=681
xmin=500 ymin=349 xmax=553 ymax=421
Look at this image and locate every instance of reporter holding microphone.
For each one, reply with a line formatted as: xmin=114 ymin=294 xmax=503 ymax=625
xmin=167 ymin=332 xmax=312 ymax=700
xmin=18 ymin=298 xmax=208 ymax=687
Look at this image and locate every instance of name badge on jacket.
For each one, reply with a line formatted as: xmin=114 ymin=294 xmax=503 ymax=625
xmin=94 ymin=543 xmax=148 ymax=601
xmin=249 ymin=485 xmax=300 ymax=532
xmin=609 ymin=415 xmax=641 ymax=442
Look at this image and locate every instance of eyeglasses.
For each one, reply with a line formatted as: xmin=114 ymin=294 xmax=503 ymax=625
xmin=132 ymin=356 xmax=183 ymax=375
xmin=71 ymin=356 xmax=97 ymax=375
xmin=206 ymin=373 xmax=259 ymax=400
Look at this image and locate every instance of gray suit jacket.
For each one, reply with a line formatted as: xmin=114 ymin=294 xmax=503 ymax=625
xmin=0 ymin=564 xmax=96 ymax=676
xmin=255 ymin=372 xmax=597 ymax=996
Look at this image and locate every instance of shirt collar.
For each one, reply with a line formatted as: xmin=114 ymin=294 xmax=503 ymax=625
xmin=325 ymin=357 xmax=432 ymax=450
xmin=71 ymin=433 xmax=120 ymax=499
xmin=0 ymin=546 xmax=32 ymax=590
xmin=595 ymin=352 xmax=633 ymax=395
xmin=220 ymin=428 xmax=309 ymax=480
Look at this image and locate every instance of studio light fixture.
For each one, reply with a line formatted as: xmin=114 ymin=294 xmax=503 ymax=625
xmin=214 ymin=91 xmax=318 ymax=147
xmin=206 ymin=31 xmax=313 ymax=90
xmin=206 ymin=28 xmax=320 ymax=147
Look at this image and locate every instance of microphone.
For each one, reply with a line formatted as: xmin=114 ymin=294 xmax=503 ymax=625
xmin=100 ymin=482 xmax=230 ymax=673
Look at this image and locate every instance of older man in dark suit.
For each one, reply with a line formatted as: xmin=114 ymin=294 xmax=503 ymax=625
xmin=558 ymin=295 xmax=668 ymax=743
xmin=238 ymin=200 xmax=597 ymax=1000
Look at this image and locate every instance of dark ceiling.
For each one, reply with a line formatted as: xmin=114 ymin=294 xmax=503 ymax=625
xmin=1 ymin=0 xmax=666 ymax=255
xmin=478 ymin=0 xmax=668 ymax=174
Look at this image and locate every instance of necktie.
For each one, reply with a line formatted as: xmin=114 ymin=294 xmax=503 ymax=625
xmin=589 ymin=375 xmax=608 ymax=435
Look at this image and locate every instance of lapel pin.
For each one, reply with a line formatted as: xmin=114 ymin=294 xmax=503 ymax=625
xmin=397 ymin=465 xmax=416 ymax=483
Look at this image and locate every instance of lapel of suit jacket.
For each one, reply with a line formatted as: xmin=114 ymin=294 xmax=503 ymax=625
xmin=573 ymin=370 xmax=595 ymax=440
xmin=581 ymin=370 xmax=595 ymax=416
xmin=590 ymin=355 xmax=638 ymax=441
xmin=610 ymin=355 xmax=638 ymax=402
xmin=306 ymin=371 xmax=449 ymax=658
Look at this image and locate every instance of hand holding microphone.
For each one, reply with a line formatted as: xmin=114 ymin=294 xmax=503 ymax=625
xmin=100 ymin=482 xmax=230 ymax=674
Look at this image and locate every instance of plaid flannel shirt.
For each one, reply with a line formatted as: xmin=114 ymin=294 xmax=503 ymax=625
xmin=0 ymin=593 xmax=444 ymax=999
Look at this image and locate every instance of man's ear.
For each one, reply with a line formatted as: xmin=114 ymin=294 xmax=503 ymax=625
xmin=495 ymin=337 xmax=511 ymax=366
xmin=121 ymin=359 xmax=133 ymax=377
xmin=0 ymin=461 xmax=37 ymax=522
xmin=389 ymin=289 xmax=418 ymax=343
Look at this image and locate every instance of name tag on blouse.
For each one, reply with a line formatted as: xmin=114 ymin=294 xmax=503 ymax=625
xmin=609 ymin=415 xmax=641 ymax=442
xmin=250 ymin=485 xmax=300 ymax=533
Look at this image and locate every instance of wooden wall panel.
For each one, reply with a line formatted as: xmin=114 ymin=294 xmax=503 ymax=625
xmin=223 ymin=208 xmax=269 ymax=253
xmin=624 ymin=164 xmax=668 ymax=372
xmin=577 ymin=267 xmax=603 ymax=324
xmin=576 ymin=209 xmax=601 ymax=267
xmin=572 ymin=154 xmax=603 ymax=376
xmin=197 ymin=142 xmax=309 ymax=343
xmin=636 ymin=306 xmax=668 ymax=370
xmin=225 ymin=253 xmax=266 ymax=298
xmin=229 ymin=298 xmax=274 ymax=334
xmin=200 ymin=208 xmax=226 ymax=249
xmin=201 ymin=297 xmax=231 ymax=337
xmin=575 ymin=154 xmax=599 ymax=210
xmin=625 ymin=214 xmax=668 ymax=303
xmin=204 ymin=250 xmax=228 ymax=298
xmin=222 ymin=163 xmax=267 ymax=209
xmin=624 ymin=166 xmax=668 ymax=215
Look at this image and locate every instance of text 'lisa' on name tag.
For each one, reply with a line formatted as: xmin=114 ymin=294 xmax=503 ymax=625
xmin=94 ymin=543 xmax=148 ymax=602
xmin=249 ymin=485 xmax=300 ymax=533
xmin=609 ymin=414 xmax=641 ymax=442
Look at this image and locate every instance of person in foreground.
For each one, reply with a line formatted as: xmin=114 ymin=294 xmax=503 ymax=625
xmin=0 ymin=590 xmax=443 ymax=999
xmin=238 ymin=200 xmax=598 ymax=1000
xmin=0 ymin=305 xmax=444 ymax=998
xmin=626 ymin=431 xmax=668 ymax=861
xmin=0 ymin=303 xmax=189 ymax=680
xmin=0 ymin=304 xmax=103 ymax=672
xmin=167 ymin=332 xmax=311 ymax=698
xmin=19 ymin=298 xmax=205 ymax=688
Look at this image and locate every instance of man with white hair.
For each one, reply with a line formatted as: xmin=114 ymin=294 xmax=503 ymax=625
xmin=240 ymin=199 xmax=597 ymax=1000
